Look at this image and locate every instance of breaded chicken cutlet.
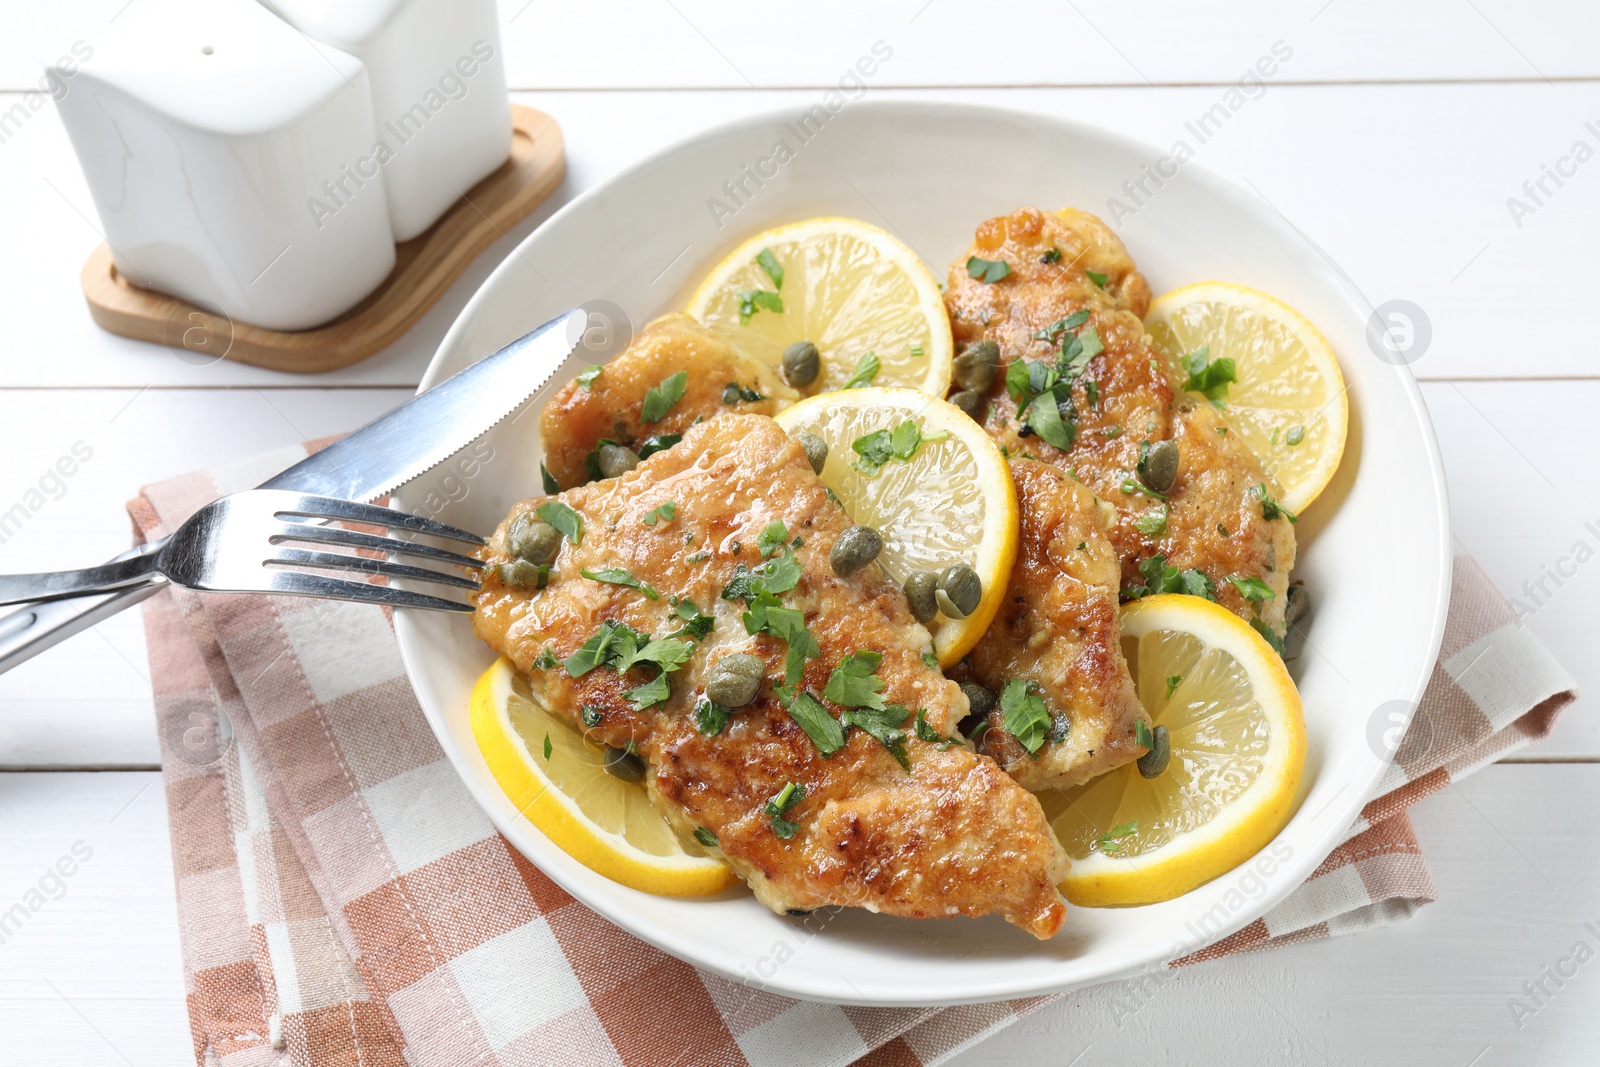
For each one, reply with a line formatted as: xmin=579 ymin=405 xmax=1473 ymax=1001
xmin=474 ymin=415 xmax=1069 ymax=939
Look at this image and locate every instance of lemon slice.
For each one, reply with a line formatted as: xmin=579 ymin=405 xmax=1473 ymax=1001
xmin=1145 ymin=281 xmax=1347 ymax=515
xmin=470 ymin=658 xmax=735 ymax=896
xmin=687 ymin=217 xmax=952 ymax=396
xmin=774 ymin=387 xmax=1017 ymax=665
xmin=1043 ymin=594 xmax=1306 ymax=907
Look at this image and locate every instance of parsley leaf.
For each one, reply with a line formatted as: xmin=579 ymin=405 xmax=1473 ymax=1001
xmin=1248 ymin=482 xmax=1299 ymax=524
xmin=1032 ymin=310 xmax=1089 ymax=343
xmin=1179 ymin=346 xmax=1237 ymax=405
xmin=1251 ymin=617 xmax=1287 ymax=656
xmin=540 ymin=462 xmax=561 ymax=494
xmin=614 ymin=636 xmax=693 ymax=674
xmin=721 ymin=382 xmax=766 ymax=405
xmin=921 ymin=652 xmax=940 ymax=670
xmin=533 ymin=646 xmax=559 ymax=670
xmin=1165 ymin=675 xmax=1184 ymax=699
xmin=1025 ymin=387 xmax=1077 ymax=451
xmin=966 ymin=255 xmax=1010 ymax=284
xmin=641 ymin=371 xmax=688 ymax=423
xmin=1134 ymin=504 xmax=1170 ymax=538
xmin=851 ymin=428 xmax=893 ymax=475
xmin=1042 ymin=247 xmax=1063 ymax=264
xmin=843 ymin=351 xmax=881 ymax=389
xmin=1000 ymin=679 xmax=1050 ymax=755
xmin=693 ymin=827 xmax=718 ymax=847
xmin=576 ymin=365 xmax=603 ymax=389
xmin=756 ymin=520 xmax=789 ymax=558
xmin=841 ymin=704 xmax=911 ymax=770
xmin=637 ymin=433 xmax=682 ymax=459
xmin=824 ymin=651 xmax=887 ymax=711
xmin=543 ymin=734 xmax=552 ymax=759
xmin=643 ymin=501 xmax=676 ymax=527
xmin=914 ymin=708 xmax=944 ymax=743
xmin=1086 ymin=269 xmax=1109 ymax=288
xmin=1227 ymin=575 xmax=1276 ymax=602
xmin=669 ymin=598 xmax=715 ymax=640
xmin=1085 ymin=380 xmax=1100 ymax=408
xmin=580 ymin=705 xmax=603 ymax=727
xmin=536 ymin=500 xmax=583 ymax=545
xmin=787 ymin=691 xmax=845 ymax=756
xmin=737 ymin=288 xmax=784 ymax=325
xmin=581 ymin=566 xmax=661 ymax=600
xmin=756 ymin=247 xmax=784 ymax=290
xmin=625 ymin=672 xmax=672 ymax=709
xmin=563 ymin=622 xmax=620 ymax=676
xmin=1123 ymin=555 xmax=1215 ymax=601
xmin=764 ymin=781 xmax=804 ymax=838
xmin=695 ymin=696 xmax=732 ymax=736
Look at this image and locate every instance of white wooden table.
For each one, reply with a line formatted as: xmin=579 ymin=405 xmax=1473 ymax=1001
xmin=1 ymin=3 xmax=1596 ymax=1063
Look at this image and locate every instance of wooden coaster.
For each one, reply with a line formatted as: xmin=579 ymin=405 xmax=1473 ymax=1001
xmin=80 ymin=105 xmax=566 ymax=374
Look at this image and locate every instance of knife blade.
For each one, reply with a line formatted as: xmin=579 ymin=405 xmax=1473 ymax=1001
xmin=0 ymin=308 xmax=586 ymax=676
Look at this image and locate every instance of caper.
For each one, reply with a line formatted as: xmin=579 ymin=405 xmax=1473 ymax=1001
xmin=705 ymin=653 xmax=765 ymax=708
xmin=507 ymin=514 xmax=562 ymax=566
xmin=959 ymin=681 xmax=996 ymax=718
xmin=1139 ymin=439 xmax=1180 ymax=494
xmin=496 ymin=559 xmax=544 ymax=589
xmin=1285 ymin=580 xmax=1311 ymax=628
xmin=597 ymin=443 xmax=641 ymax=479
xmin=602 ymin=745 xmax=645 ymax=783
xmin=949 ymin=389 xmax=986 ymax=422
xmin=782 ymin=341 xmax=821 ymax=387
xmin=903 ymin=571 xmax=939 ymax=625
xmin=794 ymin=430 xmax=828 ymax=475
xmin=953 ymin=340 xmax=999 ymax=392
xmin=830 ymin=524 xmax=882 ymax=577
xmin=934 ymin=564 xmax=981 ymax=619
xmin=1137 ymin=724 xmax=1171 ymax=778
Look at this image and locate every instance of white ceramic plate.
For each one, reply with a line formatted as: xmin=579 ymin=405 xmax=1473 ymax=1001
xmin=392 ymin=100 xmax=1450 ymax=1006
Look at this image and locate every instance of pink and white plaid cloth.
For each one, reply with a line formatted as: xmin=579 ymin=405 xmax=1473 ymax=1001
xmin=131 ymin=443 xmax=1576 ymax=1067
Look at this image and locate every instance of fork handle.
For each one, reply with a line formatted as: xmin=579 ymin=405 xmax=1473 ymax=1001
xmin=0 ymin=553 xmax=162 ymax=607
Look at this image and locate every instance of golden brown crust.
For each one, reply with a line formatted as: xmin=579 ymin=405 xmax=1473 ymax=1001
xmin=968 ymin=460 xmax=1149 ymax=789
xmin=474 ymin=414 xmax=1068 ymax=938
xmin=945 ymin=207 xmax=1295 ymax=630
xmin=539 ymin=313 xmax=796 ymax=490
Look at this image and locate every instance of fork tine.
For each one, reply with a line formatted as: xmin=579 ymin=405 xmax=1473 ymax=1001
xmin=266 ymin=548 xmax=482 ymax=590
xmin=262 ymin=569 xmax=475 ymax=612
xmin=270 ymin=524 xmax=484 ymax=570
xmin=276 ymin=495 xmax=486 ymax=546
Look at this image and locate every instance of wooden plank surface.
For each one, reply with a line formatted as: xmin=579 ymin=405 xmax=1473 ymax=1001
xmin=0 ymin=766 xmax=1588 ymax=1066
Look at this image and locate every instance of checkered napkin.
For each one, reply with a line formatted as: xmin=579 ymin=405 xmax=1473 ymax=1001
xmin=130 ymin=443 xmax=1576 ymax=1067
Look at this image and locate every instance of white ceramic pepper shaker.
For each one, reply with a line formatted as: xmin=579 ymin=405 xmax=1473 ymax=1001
xmin=49 ymin=0 xmax=397 ymax=332
xmin=258 ymin=0 xmax=513 ymax=241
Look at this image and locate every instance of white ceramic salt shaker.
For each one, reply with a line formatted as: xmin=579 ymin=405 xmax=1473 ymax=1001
xmin=259 ymin=0 xmax=512 ymax=242
xmin=50 ymin=0 xmax=397 ymax=331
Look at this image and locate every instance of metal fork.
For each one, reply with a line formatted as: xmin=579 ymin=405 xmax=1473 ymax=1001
xmin=0 ymin=491 xmax=485 ymax=613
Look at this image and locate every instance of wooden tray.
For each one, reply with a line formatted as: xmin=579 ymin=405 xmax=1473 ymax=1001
xmin=81 ymin=105 xmax=565 ymax=374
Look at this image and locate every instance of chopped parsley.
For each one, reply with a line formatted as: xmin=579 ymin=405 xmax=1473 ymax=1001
xmin=1248 ymin=482 xmax=1298 ymax=524
xmin=562 ymin=621 xmax=694 ymax=709
xmin=1085 ymin=380 xmax=1099 ymax=407
xmin=1252 ymin=617 xmax=1287 ymax=656
xmin=1000 ymin=679 xmax=1051 ymax=755
xmin=966 ymin=255 xmax=1010 ymax=283
xmin=540 ymin=462 xmax=561 ymax=494
xmin=1124 ymin=555 xmax=1216 ymax=601
xmin=669 ymin=597 xmax=715 ymax=640
xmin=637 ymin=433 xmax=682 ymax=459
xmin=1086 ymin=269 xmax=1109 ymax=288
xmin=581 ymin=566 xmax=662 ymax=600
xmin=536 ymin=500 xmax=583 ymax=545
xmin=723 ymin=551 xmax=815 ymax=685
xmin=624 ymin=671 xmax=672 ymax=709
xmin=786 ymin=691 xmax=845 ymax=755
xmin=910 ymin=342 xmax=925 ymax=357
xmin=580 ymin=705 xmax=603 ymax=727
xmin=1134 ymin=504 xmax=1170 ymax=538
xmin=642 ymin=501 xmax=677 ymax=527
xmin=824 ymin=651 xmax=887 ymax=711
xmin=737 ymin=288 xmax=783 ymax=325
xmin=756 ymin=247 xmax=784 ymax=290
xmin=1166 ymin=675 xmax=1184 ymax=699
xmin=921 ymin=652 xmax=940 ymax=670
xmin=1179 ymin=346 xmax=1236 ymax=406
xmin=542 ymin=734 xmax=552 ymax=760
xmin=721 ymin=550 xmax=802 ymax=601
xmin=1006 ymin=310 xmax=1103 ymax=452
xmin=721 ymin=382 xmax=766 ymax=405
xmin=533 ymin=646 xmax=559 ymax=670
xmin=1096 ymin=820 xmax=1139 ymax=854
xmin=1135 ymin=718 xmax=1154 ymax=749
xmin=576 ymin=365 xmax=603 ymax=389
xmin=764 ymin=781 xmax=805 ymax=838
xmin=693 ymin=827 xmax=719 ymax=847
xmin=851 ymin=419 xmax=948 ymax=476
xmin=841 ymin=704 xmax=912 ymax=770
xmin=641 ymin=371 xmax=688 ymax=422
xmin=1286 ymin=424 xmax=1306 ymax=447
xmin=756 ymin=520 xmax=790 ymax=558
xmin=1227 ymin=575 xmax=1276 ymax=602
xmin=1042 ymin=247 xmax=1063 ymax=264
xmin=914 ymin=708 xmax=948 ymax=746
xmin=694 ymin=696 xmax=732 ymax=736
xmin=843 ymin=351 xmax=881 ymax=389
